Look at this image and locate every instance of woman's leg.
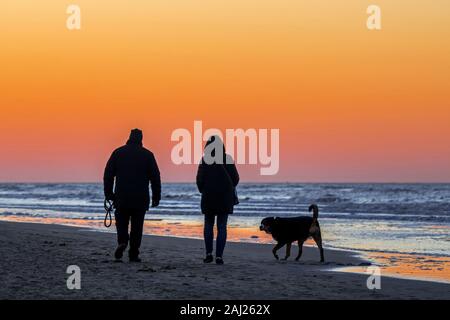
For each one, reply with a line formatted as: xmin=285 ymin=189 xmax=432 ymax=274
xmin=203 ymin=214 xmax=215 ymax=255
xmin=215 ymin=214 xmax=229 ymax=258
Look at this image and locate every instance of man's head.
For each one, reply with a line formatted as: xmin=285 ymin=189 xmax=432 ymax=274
xmin=127 ymin=128 xmax=143 ymax=145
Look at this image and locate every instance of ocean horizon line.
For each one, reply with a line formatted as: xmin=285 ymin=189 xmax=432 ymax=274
xmin=1 ymin=181 xmax=450 ymax=185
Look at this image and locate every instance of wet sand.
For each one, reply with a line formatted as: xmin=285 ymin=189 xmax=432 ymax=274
xmin=1 ymin=221 xmax=449 ymax=299
xmin=2 ymin=215 xmax=450 ymax=283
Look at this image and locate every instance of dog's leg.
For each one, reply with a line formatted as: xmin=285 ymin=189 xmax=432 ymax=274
xmin=272 ymin=243 xmax=285 ymax=260
xmin=282 ymin=242 xmax=292 ymax=260
xmin=295 ymin=241 xmax=304 ymax=261
xmin=312 ymin=232 xmax=325 ymax=262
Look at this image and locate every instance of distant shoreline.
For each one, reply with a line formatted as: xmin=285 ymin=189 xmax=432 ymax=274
xmin=2 ymin=182 xmax=450 ymax=184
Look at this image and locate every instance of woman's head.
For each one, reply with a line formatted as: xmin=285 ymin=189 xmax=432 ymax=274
xmin=204 ymin=135 xmax=226 ymax=164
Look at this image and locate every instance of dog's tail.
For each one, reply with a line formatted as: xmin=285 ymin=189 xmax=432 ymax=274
xmin=309 ymin=204 xmax=319 ymax=221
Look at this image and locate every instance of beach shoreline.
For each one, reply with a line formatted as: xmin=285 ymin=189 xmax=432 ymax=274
xmin=1 ymin=220 xmax=449 ymax=300
xmin=2 ymin=215 xmax=450 ymax=284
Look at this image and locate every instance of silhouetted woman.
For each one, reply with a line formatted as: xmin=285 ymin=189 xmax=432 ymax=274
xmin=196 ymin=135 xmax=239 ymax=265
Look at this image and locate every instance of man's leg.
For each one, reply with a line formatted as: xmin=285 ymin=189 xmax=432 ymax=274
xmin=129 ymin=210 xmax=146 ymax=260
xmin=215 ymin=214 xmax=228 ymax=258
xmin=114 ymin=208 xmax=130 ymax=259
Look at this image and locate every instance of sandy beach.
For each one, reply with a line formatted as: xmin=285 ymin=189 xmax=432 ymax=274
xmin=1 ymin=221 xmax=449 ymax=300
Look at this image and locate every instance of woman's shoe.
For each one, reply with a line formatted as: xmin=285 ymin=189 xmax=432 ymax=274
xmin=129 ymin=256 xmax=142 ymax=263
xmin=203 ymin=254 xmax=213 ymax=263
xmin=215 ymin=257 xmax=224 ymax=265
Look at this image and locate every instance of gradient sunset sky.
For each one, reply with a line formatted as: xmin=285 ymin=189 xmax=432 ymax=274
xmin=1 ymin=1 xmax=449 ymax=182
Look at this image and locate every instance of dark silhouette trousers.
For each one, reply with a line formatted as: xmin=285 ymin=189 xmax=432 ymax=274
xmin=115 ymin=208 xmax=146 ymax=258
xmin=204 ymin=214 xmax=228 ymax=258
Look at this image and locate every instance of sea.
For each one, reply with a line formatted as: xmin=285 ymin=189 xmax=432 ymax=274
xmin=1 ymin=183 xmax=449 ymax=258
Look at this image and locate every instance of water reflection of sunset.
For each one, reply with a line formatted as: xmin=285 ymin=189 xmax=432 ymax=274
xmin=0 ymin=216 xmax=273 ymax=243
xmin=339 ymin=252 xmax=450 ymax=284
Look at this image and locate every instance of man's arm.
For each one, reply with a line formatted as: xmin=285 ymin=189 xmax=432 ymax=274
xmin=149 ymin=153 xmax=161 ymax=207
xmin=103 ymin=151 xmax=116 ymax=201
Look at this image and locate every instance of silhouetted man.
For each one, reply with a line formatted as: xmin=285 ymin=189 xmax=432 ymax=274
xmin=104 ymin=129 xmax=161 ymax=262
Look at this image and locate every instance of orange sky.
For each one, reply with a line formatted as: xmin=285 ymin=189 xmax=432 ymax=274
xmin=1 ymin=1 xmax=449 ymax=182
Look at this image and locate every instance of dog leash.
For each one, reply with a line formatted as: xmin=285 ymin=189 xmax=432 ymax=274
xmin=104 ymin=199 xmax=114 ymax=228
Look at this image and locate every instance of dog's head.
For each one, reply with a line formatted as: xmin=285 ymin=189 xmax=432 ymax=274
xmin=259 ymin=217 xmax=277 ymax=234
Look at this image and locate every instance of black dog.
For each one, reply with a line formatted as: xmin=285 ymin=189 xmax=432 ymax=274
xmin=259 ymin=204 xmax=324 ymax=262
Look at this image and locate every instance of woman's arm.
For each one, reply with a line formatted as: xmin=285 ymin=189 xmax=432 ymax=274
xmin=225 ymin=155 xmax=239 ymax=187
xmin=196 ymin=159 xmax=205 ymax=193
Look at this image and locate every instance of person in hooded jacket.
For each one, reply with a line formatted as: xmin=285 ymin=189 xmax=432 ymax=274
xmin=196 ymin=135 xmax=239 ymax=265
xmin=104 ymin=129 xmax=161 ymax=262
